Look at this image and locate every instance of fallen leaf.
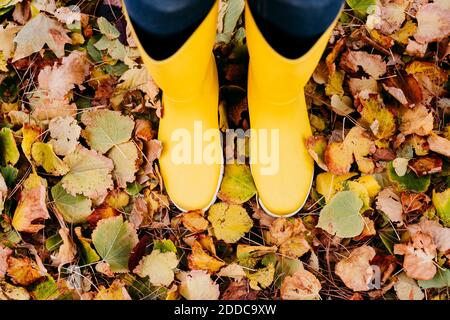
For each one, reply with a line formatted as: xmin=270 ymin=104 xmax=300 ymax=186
xmin=335 ymin=245 xmax=376 ymax=291
xmin=400 ymin=105 xmax=434 ymax=136
xmin=12 ymin=173 xmax=50 ymax=233
xmin=218 ymin=164 xmax=256 ymax=204
xmin=414 ymin=0 xmax=450 ymax=44
xmin=81 ymin=109 xmax=135 ymax=154
xmin=188 ymin=241 xmax=225 ymax=273
xmin=247 ymin=264 xmax=275 ymax=291
xmin=408 ymin=219 xmax=450 ymax=253
xmin=208 ymin=203 xmax=253 ymax=244
xmin=394 ymin=273 xmax=424 ymax=300
xmin=95 ymin=280 xmax=131 ymax=300
xmin=61 ymin=146 xmax=114 ymax=199
xmin=92 ymin=215 xmax=139 ymax=273
xmin=217 ymin=263 xmax=246 ymax=280
xmin=177 ymin=270 xmax=220 ymax=300
xmin=134 ymin=249 xmax=178 ymax=286
xmin=7 ymin=256 xmax=44 ymax=286
xmin=48 ymin=116 xmax=81 ymax=156
xmin=222 ymin=279 xmax=259 ymax=300
xmin=306 ymin=136 xmax=328 ymax=171
xmin=340 ymin=50 xmax=387 ymax=78
xmin=317 ymin=191 xmax=365 ymax=238
xmin=51 ymin=183 xmax=92 ymax=224
xmin=281 ymin=269 xmax=321 ymax=300
xmin=394 ymin=232 xmax=437 ymax=280
xmin=181 ymin=210 xmax=209 ymax=233
xmin=51 ymin=227 xmax=76 ymax=268
xmin=31 ymin=142 xmax=69 ymax=176
xmin=13 ymin=13 xmax=71 ymax=61
xmin=376 ymin=188 xmax=403 ymax=225
xmin=427 ymin=133 xmax=450 ymax=157
xmin=0 ymin=246 xmax=12 ymax=279
xmin=0 ymin=127 xmax=20 ymax=166
xmin=432 ymin=188 xmax=450 ymax=227
xmin=107 ymin=141 xmax=139 ymax=188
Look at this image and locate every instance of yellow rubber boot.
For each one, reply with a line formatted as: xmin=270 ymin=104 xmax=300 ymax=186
xmin=123 ymin=2 xmax=223 ymax=212
xmin=245 ymin=4 xmax=341 ymax=217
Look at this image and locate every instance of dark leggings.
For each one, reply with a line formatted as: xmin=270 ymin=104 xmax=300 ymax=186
xmin=123 ymin=0 xmax=343 ymax=60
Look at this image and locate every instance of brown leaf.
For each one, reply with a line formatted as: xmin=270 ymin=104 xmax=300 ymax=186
xmin=427 ymin=133 xmax=450 ymax=157
xmin=400 ymin=192 xmax=431 ymax=214
xmin=280 ymin=269 xmax=322 ymax=300
xmin=335 ymin=245 xmax=376 ymax=292
xmin=408 ymin=155 xmax=442 ymax=177
xmin=181 ymin=210 xmax=209 ymax=233
xmin=222 ymin=280 xmax=259 ymax=300
xmin=0 ymin=246 xmax=12 ymax=279
xmin=394 ymin=232 xmax=437 ymax=280
xmin=340 ymin=50 xmax=387 ymax=78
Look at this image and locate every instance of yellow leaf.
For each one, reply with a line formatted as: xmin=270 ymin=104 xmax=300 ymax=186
xmin=31 ymin=142 xmax=69 ymax=176
xmin=188 ymin=241 xmax=225 ymax=273
xmin=247 ymin=264 xmax=275 ymax=291
xmin=207 ymin=203 xmax=253 ymax=244
xmin=21 ymin=124 xmax=42 ymax=160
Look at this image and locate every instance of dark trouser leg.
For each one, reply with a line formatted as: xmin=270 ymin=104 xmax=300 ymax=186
xmin=123 ymin=0 xmax=215 ymax=60
xmin=247 ymin=0 xmax=344 ymax=59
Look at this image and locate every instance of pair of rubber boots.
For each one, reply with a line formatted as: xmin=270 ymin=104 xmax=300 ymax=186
xmin=124 ymin=1 xmax=339 ymax=217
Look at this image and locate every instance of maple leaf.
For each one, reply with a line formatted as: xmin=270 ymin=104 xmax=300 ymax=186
xmin=13 ymin=13 xmax=71 ymax=61
xmin=61 ymin=146 xmax=114 ymax=199
xmin=134 ymin=249 xmax=178 ymax=286
xmin=207 ymin=202 xmax=253 ymax=244
xmin=92 ymin=216 xmax=138 ymax=273
xmin=81 ymin=110 xmax=135 ymax=154
xmin=281 ymin=269 xmax=322 ymax=300
xmin=177 ymin=270 xmax=220 ymax=300
xmin=12 ymin=173 xmax=50 ymax=233
xmin=335 ymin=245 xmax=376 ymax=292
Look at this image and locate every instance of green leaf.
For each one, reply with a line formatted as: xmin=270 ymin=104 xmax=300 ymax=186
xmin=153 ymin=239 xmax=177 ymax=254
xmin=387 ymin=161 xmax=431 ymax=192
xmin=81 ymin=110 xmax=134 ymax=154
xmin=92 ymin=216 xmax=138 ymax=273
xmin=31 ymin=276 xmax=60 ymax=300
xmin=0 ymin=127 xmax=19 ymax=165
xmin=418 ymin=269 xmax=450 ymax=289
xmin=97 ymin=17 xmax=120 ymax=40
xmin=346 ymin=0 xmax=377 ymax=17
xmin=317 ymin=191 xmax=364 ymax=238
xmin=51 ymin=183 xmax=92 ymax=224
xmin=126 ymin=182 xmax=144 ymax=196
xmin=218 ymin=164 xmax=256 ymax=204
xmin=0 ymin=165 xmax=17 ymax=188
xmin=45 ymin=233 xmax=63 ymax=252
xmin=75 ymin=227 xmax=100 ymax=264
